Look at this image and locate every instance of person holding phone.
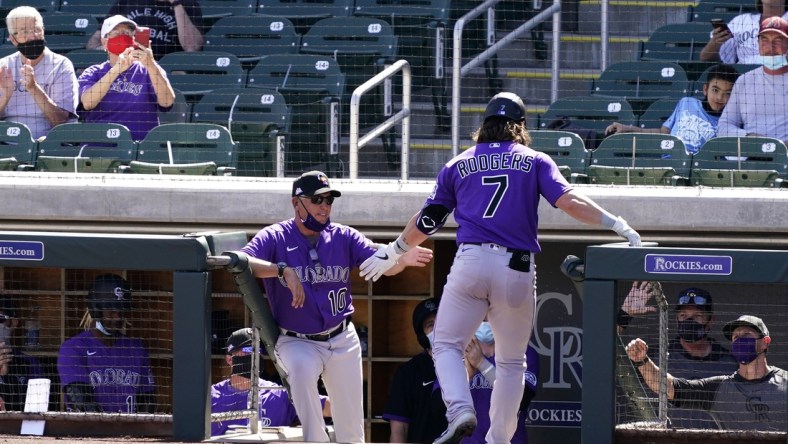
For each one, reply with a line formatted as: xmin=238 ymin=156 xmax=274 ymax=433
xmin=78 ymin=15 xmax=174 ymax=140
xmin=699 ymin=0 xmax=788 ymax=63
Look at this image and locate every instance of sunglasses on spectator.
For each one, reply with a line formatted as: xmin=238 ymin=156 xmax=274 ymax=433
xmin=300 ymin=196 xmax=334 ymax=205
xmin=678 ymin=294 xmax=708 ymax=306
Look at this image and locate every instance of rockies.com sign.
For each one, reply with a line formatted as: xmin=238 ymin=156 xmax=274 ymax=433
xmin=645 ymin=254 xmax=732 ymax=275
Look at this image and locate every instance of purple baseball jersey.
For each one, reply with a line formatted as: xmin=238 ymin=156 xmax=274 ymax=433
xmin=78 ymin=61 xmax=170 ymax=141
xmin=426 ymin=141 xmax=572 ymax=252
xmin=241 ymin=219 xmax=377 ymax=334
xmin=57 ymin=330 xmax=154 ymax=413
xmin=211 ymin=378 xmax=327 ymax=436
xmin=463 ymin=346 xmax=540 ymax=444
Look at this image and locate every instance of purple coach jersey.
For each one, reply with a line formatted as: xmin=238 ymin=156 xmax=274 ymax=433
xmin=57 ymin=330 xmax=154 ymax=413
xmin=211 ymin=378 xmax=328 ymax=436
xmin=426 ymin=141 xmax=572 ymax=252
xmin=241 ymin=219 xmax=377 ymax=334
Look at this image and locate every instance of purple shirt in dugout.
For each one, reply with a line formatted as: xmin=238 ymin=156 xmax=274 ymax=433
xmin=211 ymin=378 xmax=327 ymax=436
xmin=463 ymin=346 xmax=540 ymax=444
xmin=241 ymin=219 xmax=378 ymax=334
xmin=78 ymin=61 xmax=170 ymax=141
xmin=426 ymin=141 xmax=572 ymax=252
xmin=57 ymin=330 xmax=154 ymax=413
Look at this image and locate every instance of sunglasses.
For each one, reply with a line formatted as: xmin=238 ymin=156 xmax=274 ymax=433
xmin=300 ymin=195 xmax=334 ymax=205
xmin=678 ymin=294 xmax=708 ymax=306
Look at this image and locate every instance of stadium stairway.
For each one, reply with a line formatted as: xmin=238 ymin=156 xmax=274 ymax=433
xmin=342 ymin=0 xmax=693 ymax=178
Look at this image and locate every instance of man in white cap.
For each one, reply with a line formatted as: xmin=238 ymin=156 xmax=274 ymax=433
xmin=78 ymin=14 xmax=174 ymax=141
xmin=626 ymin=315 xmax=787 ymax=431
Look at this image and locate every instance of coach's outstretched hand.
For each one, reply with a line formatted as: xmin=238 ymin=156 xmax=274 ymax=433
xmin=360 ymin=242 xmax=402 ymax=282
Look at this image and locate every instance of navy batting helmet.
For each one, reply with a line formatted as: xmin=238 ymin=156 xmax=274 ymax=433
xmin=87 ymin=274 xmax=132 ymax=319
xmin=412 ymin=297 xmax=439 ymax=350
xmin=483 ymin=92 xmax=526 ymax=123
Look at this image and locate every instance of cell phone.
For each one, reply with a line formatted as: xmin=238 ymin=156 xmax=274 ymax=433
xmin=710 ymin=19 xmax=730 ymax=33
xmin=135 ymin=26 xmax=151 ymax=47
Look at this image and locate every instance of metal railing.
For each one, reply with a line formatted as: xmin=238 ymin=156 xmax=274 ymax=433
xmin=349 ymin=59 xmax=411 ymax=180
xmin=451 ymin=0 xmax=562 ymax=155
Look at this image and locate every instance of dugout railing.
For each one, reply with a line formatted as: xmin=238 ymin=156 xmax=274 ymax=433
xmin=0 ymin=230 xmax=248 ymax=441
xmin=582 ymin=244 xmax=788 ymax=444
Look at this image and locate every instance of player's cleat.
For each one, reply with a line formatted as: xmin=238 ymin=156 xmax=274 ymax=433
xmin=433 ymin=410 xmax=477 ymax=444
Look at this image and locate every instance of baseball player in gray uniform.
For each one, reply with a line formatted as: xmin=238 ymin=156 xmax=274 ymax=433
xmin=626 ymin=315 xmax=787 ymax=431
xmin=241 ymin=171 xmax=432 ymax=443
xmin=360 ymin=92 xmax=641 ymax=444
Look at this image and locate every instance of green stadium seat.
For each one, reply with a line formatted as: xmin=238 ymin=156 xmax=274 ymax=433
xmin=198 ymin=0 xmax=257 ymax=22
xmin=133 ymin=123 xmax=238 ymax=175
xmin=58 ymin=0 xmax=112 ymax=20
xmin=688 ymin=0 xmax=758 ymax=23
xmin=247 ymin=54 xmax=345 ymax=175
xmin=65 ymin=48 xmax=107 ymax=76
xmin=35 ymin=122 xmax=135 ymax=173
xmin=690 ymin=137 xmax=788 ymax=188
xmin=691 ymin=63 xmax=758 ymax=98
xmin=592 ymin=61 xmax=691 ymax=101
xmin=528 ymin=130 xmax=589 ymax=183
xmin=159 ymin=89 xmax=192 ymax=125
xmin=42 ymin=12 xmax=99 ymax=54
xmin=589 ymin=133 xmax=691 ymax=186
xmin=203 ymin=15 xmax=300 ymax=69
xmin=158 ymin=51 xmax=245 ymax=101
xmin=639 ymin=23 xmax=713 ymax=63
xmin=256 ymin=0 xmax=354 ymax=33
xmin=0 ymin=121 xmax=37 ymax=171
xmin=538 ymin=96 xmax=637 ymax=137
xmin=637 ymin=98 xmax=679 ymax=130
xmin=352 ymin=0 xmax=451 ymax=130
xmin=191 ymin=87 xmax=289 ymax=177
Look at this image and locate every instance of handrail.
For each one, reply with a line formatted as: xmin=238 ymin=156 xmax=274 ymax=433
xmin=349 ymin=59 xmax=411 ymax=180
xmin=451 ymin=0 xmax=561 ymax=155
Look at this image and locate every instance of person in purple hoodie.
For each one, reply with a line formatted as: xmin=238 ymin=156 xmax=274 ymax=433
xmin=57 ymin=274 xmax=155 ymax=413
xmin=78 ymin=15 xmax=174 ymax=141
xmin=240 ymin=170 xmax=433 ymax=443
xmin=211 ymin=328 xmax=330 ymax=436
xmin=463 ymin=321 xmax=539 ymax=444
xmin=360 ymin=92 xmax=641 ymax=444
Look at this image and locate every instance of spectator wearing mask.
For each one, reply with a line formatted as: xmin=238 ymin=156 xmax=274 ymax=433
xmin=0 ymin=6 xmax=78 ymax=139
xmin=78 ymin=15 xmax=174 ymax=141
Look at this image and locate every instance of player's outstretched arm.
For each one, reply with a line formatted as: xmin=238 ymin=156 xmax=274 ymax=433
xmin=555 ymin=190 xmax=641 ymax=246
xmin=360 ymin=213 xmax=431 ymax=282
xmin=625 ymin=338 xmax=676 ymax=399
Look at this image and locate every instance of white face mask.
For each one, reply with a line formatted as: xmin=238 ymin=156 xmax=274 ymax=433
xmin=426 ymin=330 xmax=435 ymax=349
xmin=475 ymin=321 xmax=495 ymax=344
xmin=760 ymin=54 xmax=788 ymax=70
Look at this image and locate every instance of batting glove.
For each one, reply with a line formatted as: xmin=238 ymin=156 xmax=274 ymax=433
xmin=360 ymin=242 xmax=402 ymax=282
xmin=611 ymin=216 xmax=642 ymax=247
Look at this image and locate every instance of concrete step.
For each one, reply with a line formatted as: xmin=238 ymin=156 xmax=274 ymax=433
xmin=577 ymin=0 xmax=691 ymax=35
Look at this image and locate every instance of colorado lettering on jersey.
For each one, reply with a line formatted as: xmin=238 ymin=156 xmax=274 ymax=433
xmin=88 ymin=368 xmax=142 ymax=388
xmin=292 ymin=265 xmax=350 ymax=284
xmin=110 ymin=79 xmax=143 ymax=95
xmin=455 ymin=150 xmax=534 ymax=179
xmin=469 ymin=372 xmax=493 ymax=390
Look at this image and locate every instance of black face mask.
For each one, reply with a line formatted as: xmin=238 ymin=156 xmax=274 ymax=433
xmin=677 ymin=319 xmax=709 ymax=342
xmin=16 ymin=39 xmax=46 ymax=60
xmin=231 ymin=354 xmax=253 ymax=377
